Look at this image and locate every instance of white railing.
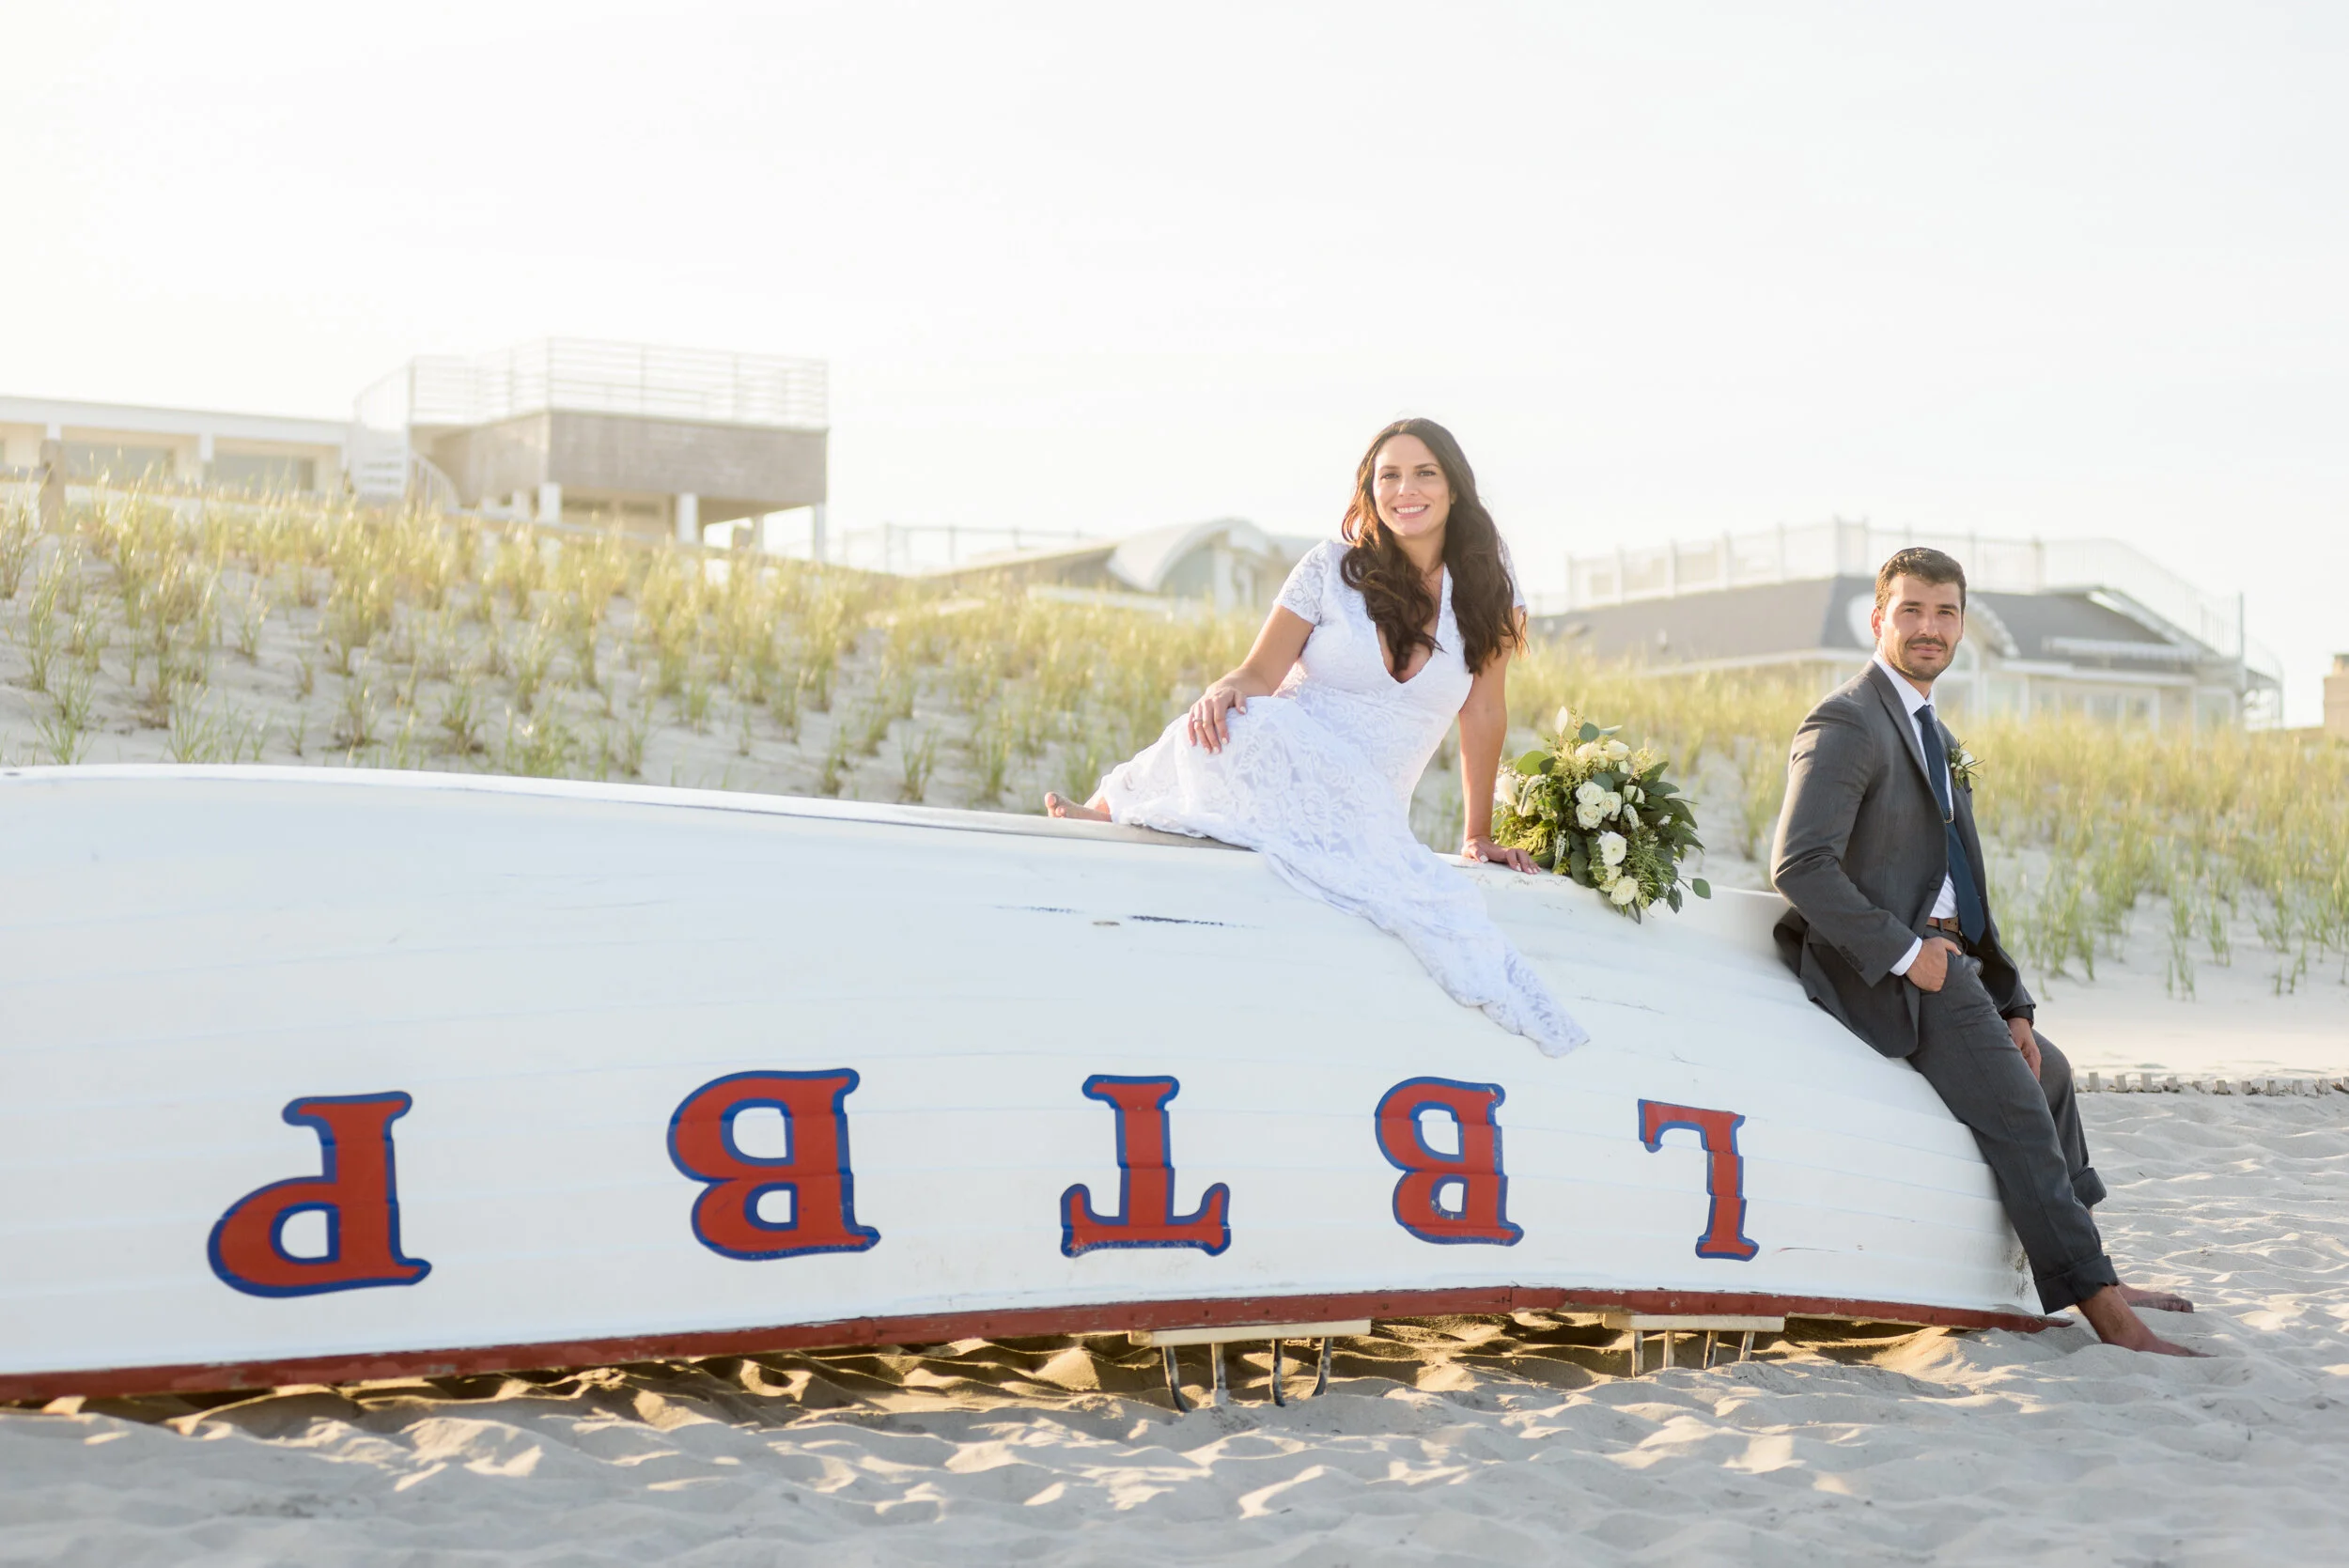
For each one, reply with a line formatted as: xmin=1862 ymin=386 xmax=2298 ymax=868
xmin=1563 ymin=520 xmax=2261 ymax=669
xmin=347 ymin=338 xmax=828 ymax=505
xmin=2035 ymin=540 xmax=2240 ymax=663
xmin=382 ymin=339 xmax=828 ymax=431
xmin=823 ymin=522 xmax=1097 ymax=577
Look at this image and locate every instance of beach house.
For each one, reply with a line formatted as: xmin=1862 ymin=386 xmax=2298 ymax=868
xmin=5 ymin=337 xmax=829 ymax=552
xmin=1535 ymin=520 xmax=2280 ymax=729
xmin=0 ymin=396 xmax=348 ymax=495
xmin=350 ymin=338 xmax=829 ymax=548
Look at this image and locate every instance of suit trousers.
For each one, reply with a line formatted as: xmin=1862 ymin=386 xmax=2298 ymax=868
xmin=1908 ymin=956 xmax=2118 ymax=1312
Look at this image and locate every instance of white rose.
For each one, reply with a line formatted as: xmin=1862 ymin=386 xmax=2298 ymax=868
xmin=1602 ymin=791 xmax=1625 ymax=817
xmin=1604 ymin=738 xmax=1631 ymax=761
xmin=1610 ymin=877 xmax=1641 ymax=907
xmin=1597 ymin=831 xmax=1627 ymax=867
xmin=1626 ymin=784 xmax=1644 ymax=804
xmin=1575 ymin=779 xmax=1605 ymax=806
xmin=1575 ymin=741 xmax=1605 ymax=767
xmin=1576 ymin=801 xmax=1608 ymax=830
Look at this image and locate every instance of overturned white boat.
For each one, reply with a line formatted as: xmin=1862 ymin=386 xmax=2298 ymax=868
xmin=0 ymin=766 xmax=2046 ymax=1402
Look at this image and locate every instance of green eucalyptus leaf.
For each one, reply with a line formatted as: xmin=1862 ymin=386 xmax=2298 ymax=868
xmin=1514 ymin=750 xmax=1552 ymax=775
xmin=1578 ymin=722 xmax=1601 ymax=742
xmin=1691 ymin=877 xmax=1712 ymax=898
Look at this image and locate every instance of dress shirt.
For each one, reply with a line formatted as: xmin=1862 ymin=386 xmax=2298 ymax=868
xmin=1872 ymin=651 xmax=1958 ymax=978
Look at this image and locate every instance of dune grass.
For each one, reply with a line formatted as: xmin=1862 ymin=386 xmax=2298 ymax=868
xmin=1508 ymin=644 xmax=2349 ymax=995
xmin=3 ymin=481 xmax=2342 ymax=991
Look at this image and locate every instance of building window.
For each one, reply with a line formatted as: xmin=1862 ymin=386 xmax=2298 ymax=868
xmin=64 ymin=442 xmax=174 ymax=480
xmin=213 ymin=452 xmax=317 ymax=491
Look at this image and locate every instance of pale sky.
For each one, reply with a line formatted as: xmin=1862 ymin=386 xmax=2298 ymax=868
xmin=8 ymin=2 xmax=2345 ymax=721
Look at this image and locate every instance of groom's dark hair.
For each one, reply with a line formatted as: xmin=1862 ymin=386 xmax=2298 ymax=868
xmin=1875 ymin=547 xmax=1968 ymax=613
xmin=1340 ymin=417 xmax=1525 ymax=677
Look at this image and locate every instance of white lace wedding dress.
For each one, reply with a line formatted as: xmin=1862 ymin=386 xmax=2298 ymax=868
xmin=1097 ymin=540 xmax=1588 ymax=1056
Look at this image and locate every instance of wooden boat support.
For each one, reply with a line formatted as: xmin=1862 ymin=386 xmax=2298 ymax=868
xmin=0 ymin=768 xmax=2059 ymax=1405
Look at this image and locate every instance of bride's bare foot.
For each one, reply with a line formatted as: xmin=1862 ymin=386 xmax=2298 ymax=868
xmin=2119 ymin=1282 xmax=2195 ymax=1313
xmin=2077 ymin=1284 xmax=2206 ymax=1356
xmin=1043 ymin=792 xmax=1111 ymax=822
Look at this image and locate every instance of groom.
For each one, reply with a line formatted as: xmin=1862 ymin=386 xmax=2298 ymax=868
xmin=1769 ymin=548 xmax=2196 ymax=1355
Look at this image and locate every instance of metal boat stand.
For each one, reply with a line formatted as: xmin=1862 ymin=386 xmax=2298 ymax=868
xmin=1607 ymin=1313 xmax=1783 ymax=1376
xmin=1266 ymin=1334 xmax=1334 ymax=1407
xmin=1137 ymin=1319 xmax=1370 ymax=1411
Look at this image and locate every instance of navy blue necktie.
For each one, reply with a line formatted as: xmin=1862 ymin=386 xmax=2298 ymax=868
xmin=1916 ymin=705 xmax=1986 ymax=942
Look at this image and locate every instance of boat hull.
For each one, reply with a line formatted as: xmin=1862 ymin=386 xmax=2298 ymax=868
xmin=0 ymin=767 xmax=2042 ymax=1399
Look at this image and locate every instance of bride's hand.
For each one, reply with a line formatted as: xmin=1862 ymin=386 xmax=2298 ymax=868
xmin=1464 ymin=836 xmax=1539 ymax=874
xmin=1187 ymin=686 xmax=1246 ymax=753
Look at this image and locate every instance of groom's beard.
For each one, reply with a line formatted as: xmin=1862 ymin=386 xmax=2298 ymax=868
xmin=1886 ymin=636 xmax=1953 ymax=683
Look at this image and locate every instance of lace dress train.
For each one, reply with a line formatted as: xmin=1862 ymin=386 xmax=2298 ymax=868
xmin=1100 ymin=696 xmax=1588 ymax=1057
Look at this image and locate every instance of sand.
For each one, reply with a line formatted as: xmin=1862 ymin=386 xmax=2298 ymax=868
xmin=5 ymin=1093 xmax=2343 ymax=1565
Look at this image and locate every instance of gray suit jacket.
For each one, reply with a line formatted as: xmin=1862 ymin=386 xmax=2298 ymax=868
xmin=1768 ymin=662 xmax=2032 ymax=1058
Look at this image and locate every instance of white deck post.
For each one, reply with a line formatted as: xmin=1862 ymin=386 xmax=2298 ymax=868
xmin=675 ymin=492 xmax=699 ymax=546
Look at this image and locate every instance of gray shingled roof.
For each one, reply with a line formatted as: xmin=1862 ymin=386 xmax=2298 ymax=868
xmin=1528 ymin=578 xmax=1851 ymax=664
xmin=1970 ymin=588 xmax=2203 ymax=667
xmin=1531 ymin=575 xmax=2223 ymax=670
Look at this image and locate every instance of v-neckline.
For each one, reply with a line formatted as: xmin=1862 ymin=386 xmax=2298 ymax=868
xmin=1377 ymin=567 xmax=1448 ymax=687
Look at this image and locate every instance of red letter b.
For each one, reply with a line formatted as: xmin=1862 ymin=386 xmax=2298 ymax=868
xmin=669 ymin=1070 xmax=882 ymax=1260
xmin=1376 ymin=1078 xmax=1522 ymax=1245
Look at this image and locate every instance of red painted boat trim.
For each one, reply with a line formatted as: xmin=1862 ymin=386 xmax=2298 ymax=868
xmin=0 ymin=1287 xmax=2061 ymax=1404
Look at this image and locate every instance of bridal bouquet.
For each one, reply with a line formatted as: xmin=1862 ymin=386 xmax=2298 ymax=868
xmin=1491 ymin=707 xmax=1711 ymax=920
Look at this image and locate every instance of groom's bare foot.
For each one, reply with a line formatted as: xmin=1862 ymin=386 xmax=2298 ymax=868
xmin=2077 ymin=1284 xmax=2206 ymax=1356
xmin=2119 ymin=1282 xmax=2195 ymax=1313
xmin=1043 ymin=792 xmax=1111 ymax=822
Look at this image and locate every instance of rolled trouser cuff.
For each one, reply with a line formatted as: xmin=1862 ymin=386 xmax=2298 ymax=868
xmin=2073 ymin=1166 xmax=2108 ymax=1209
xmin=2034 ymin=1252 xmax=2121 ymax=1314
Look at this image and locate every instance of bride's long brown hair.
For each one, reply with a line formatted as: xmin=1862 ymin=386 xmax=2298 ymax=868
xmin=1340 ymin=418 xmax=1524 ymax=677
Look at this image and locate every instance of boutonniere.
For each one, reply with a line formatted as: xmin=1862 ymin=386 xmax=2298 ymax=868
xmin=1948 ymin=740 xmax=1982 ymax=793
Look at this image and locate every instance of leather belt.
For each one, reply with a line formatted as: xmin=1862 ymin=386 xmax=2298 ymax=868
xmin=1924 ymin=916 xmax=1974 ymax=953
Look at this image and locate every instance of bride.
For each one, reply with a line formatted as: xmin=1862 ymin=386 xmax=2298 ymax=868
xmin=1046 ymin=418 xmax=1586 ymax=1055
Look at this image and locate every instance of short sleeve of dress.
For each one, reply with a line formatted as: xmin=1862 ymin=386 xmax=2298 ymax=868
xmin=1274 ymin=540 xmax=1334 ymax=625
